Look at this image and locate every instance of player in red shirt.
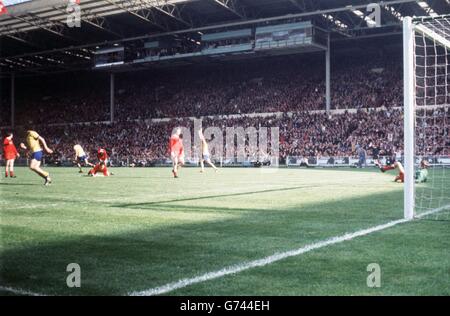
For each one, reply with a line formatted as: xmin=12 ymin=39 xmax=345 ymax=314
xmin=3 ymin=132 xmax=19 ymax=178
xmin=88 ymin=148 xmax=112 ymax=177
xmin=379 ymin=148 xmax=404 ymax=183
xmin=169 ymin=128 xmax=184 ymax=178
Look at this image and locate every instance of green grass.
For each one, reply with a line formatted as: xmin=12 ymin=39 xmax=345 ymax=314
xmin=0 ymin=166 xmax=449 ymax=296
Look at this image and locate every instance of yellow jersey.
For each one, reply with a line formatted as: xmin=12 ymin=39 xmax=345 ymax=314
xmin=74 ymin=144 xmax=86 ymax=157
xmin=26 ymin=130 xmax=42 ymax=153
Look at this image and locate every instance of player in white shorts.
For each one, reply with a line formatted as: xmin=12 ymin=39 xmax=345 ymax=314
xmin=198 ymin=128 xmax=218 ymax=173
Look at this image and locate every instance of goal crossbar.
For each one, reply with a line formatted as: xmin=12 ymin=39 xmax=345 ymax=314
xmin=414 ymin=24 xmax=450 ymax=50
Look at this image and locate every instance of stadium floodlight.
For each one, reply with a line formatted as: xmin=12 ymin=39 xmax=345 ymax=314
xmin=403 ymin=15 xmax=450 ymax=220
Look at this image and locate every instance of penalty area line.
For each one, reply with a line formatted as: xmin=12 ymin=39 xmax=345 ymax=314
xmin=129 ymin=204 xmax=450 ymax=296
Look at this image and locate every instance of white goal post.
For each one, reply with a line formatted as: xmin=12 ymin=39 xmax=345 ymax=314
xmin=403 ymin=15 xmax=450 ymax=220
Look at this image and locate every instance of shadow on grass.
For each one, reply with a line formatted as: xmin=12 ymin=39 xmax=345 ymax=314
xmin=0 ymin=188 xmax=410 ymax=296
xmin=114 ymin=185 xmax=323 ymax=208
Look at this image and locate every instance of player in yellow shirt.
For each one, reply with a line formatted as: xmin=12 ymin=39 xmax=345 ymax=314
xmin=73 ymin=144 xmax=94 ymax=173
xmin=20 ymin=130 xmax=53 ymax=185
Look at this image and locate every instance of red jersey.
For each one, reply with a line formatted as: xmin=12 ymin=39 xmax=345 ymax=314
xmin=97 ymin=148 xmax=108 ymax=162
xmin=169 ymin=134 xmax=183 ymax=155
xmin=3 ymin=137 xmax=18 ymax=160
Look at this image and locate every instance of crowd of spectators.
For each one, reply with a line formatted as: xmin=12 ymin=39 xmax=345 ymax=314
xmin=115 ymin=55 xmax=403 ymax=119
xmin=2 ymin=53 xmax=448 ymax=165
xmin=5 ymin=54 xmax=403 ymax=126
xmin=6 ymin=107 xmax=448 ymax=166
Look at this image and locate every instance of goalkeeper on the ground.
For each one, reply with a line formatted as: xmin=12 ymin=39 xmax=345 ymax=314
xmin=415 ymin=159 xmax=429 ymax=183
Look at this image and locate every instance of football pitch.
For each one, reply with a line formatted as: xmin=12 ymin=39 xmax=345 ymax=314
xmin=1 ymin=166 xmax=449 ymax=296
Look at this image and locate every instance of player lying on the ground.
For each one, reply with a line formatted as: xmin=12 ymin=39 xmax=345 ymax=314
xmin=415 ymin=158 xmax=429 ymax=183
xmin=3 ymin=132 xmax=20 ymax=178
xmin=169 ymin=128 xmax=184 ymax=178
xmin=198 ymin=128 xmax=218 ymax=173
xmin=20 ymin=130 xmax=53 ymax=185
xmin=88 ymin=148 xmax=112 ymax=177
xmin=73 ymin=144 xmax=94 ymax=173
xmin=380 ymin=158 xmax=404 ymax=183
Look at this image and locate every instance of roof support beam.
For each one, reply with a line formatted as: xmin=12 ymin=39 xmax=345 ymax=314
xmin=148 ymin=0 xmax=193 ymax=27
xmin=1 ymin=0 xmax=418 ymax=76
xmin=51 ymin=4 xmax=123 ymax=38
xmin=103 ymin=0 xmax=169 ymax=31
xmin=5 ymin=33 xmax=42 ymax=47
xmin=212 ymin=0 xmax=246 ymax=19
xmin=10 ymin=12 xmax=78 ymax=41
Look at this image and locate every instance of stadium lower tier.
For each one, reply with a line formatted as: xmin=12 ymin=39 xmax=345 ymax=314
xmin=3 ymin=107 xmax=448 ymax=165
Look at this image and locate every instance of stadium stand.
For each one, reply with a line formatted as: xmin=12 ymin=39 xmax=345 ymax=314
xmin=2 ymin=51 xmax=448 ymax=165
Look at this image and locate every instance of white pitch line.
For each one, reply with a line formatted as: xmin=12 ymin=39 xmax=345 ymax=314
xmin=0 ymin=286 xmax=45 ymax=296
xmin=1 ymin=205 xmax=448 ymax=297
xmin=129 ymin=204 xmax=450 ymax=296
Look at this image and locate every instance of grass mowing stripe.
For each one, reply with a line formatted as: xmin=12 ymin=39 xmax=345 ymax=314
xmin=129 ymin=204 xmax=450 ymax=296
xmin=2 ymin=205 xmax=448 ymax=296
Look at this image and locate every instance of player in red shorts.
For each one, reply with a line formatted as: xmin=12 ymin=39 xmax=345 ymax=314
xmin=379 ymin=148 xmax=404 ymax=183
xmin=169 ymin=128 xmax=184 ymax=178
xmin=88 ymin=148 xmax=112 ymax=177
xmin=3 ymin=132 xmax=20 ymax=178
xmin=381 ymin=160 xmax=405 ymax=183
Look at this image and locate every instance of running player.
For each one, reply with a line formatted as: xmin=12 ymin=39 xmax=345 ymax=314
xmin=88 ymin=148 xmax=111 ymax=177
xmin=3 ymin=132 xmax=19 ymax=178
xmin=198 ymin=128 xmax=218 ymax=173
xmin=73 ymin=144 xmax=94 ymax=173
xmin=20 ymin=130 xmax=53 ymax=185
xmin=169 ymin=128 xmax=184 ymax=178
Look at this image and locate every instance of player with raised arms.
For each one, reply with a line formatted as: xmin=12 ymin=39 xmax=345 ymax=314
xmin=20 ymin=130 xmax=53 ymax=185
xmin=73 ymin=143 xmax=94 ymax=173
xmin=169 ymin=128 xmax=184 ymax=178
xmin=198 ymin=128 xmax=218 ymax=173
xmin=3 ymin=132 xmax=20 ymax=178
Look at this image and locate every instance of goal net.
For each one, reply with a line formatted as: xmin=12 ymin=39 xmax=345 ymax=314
xmin=403 ymin=15 xmax=450 ymax=220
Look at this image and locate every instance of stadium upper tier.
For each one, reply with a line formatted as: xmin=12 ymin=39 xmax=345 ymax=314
xmin=1 ymin=53 xmax=403 ymax=126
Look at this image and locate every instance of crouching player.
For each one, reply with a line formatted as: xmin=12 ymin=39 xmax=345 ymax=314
xmin=3 ymin=132 xmax=20 ymax=178
xmin=88 ymin=148 xmax=111 ymax=177
xmin=20 ymin=130 xmax=53 ymax=185
xmin=380 ymin=154 xmax=404 ymax=183
xmin=169 ymin=128 xmax=184 ymax=178
xmin=415 ymin=158 xmax=429 ymax=183
xmin=73 ymin=144 xmax=94 ymax=173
